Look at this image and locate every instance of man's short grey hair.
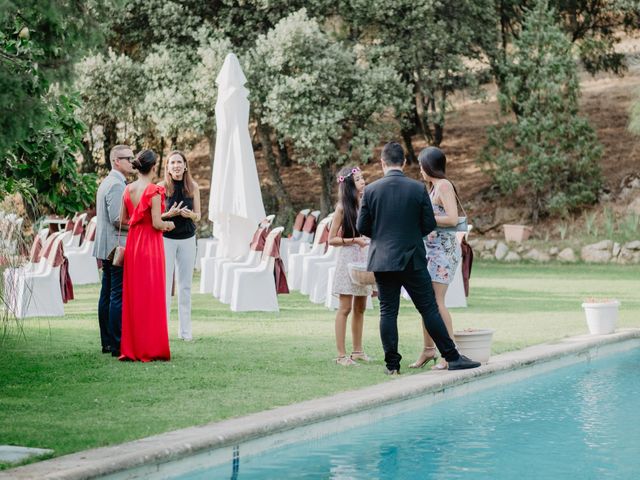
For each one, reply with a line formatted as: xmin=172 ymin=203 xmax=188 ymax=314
xmin=109 ymin=144 xmax=132 ymax=165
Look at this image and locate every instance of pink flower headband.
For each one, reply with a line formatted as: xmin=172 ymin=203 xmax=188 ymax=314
xmin=337 ymin=167 xmax=361 ymax=184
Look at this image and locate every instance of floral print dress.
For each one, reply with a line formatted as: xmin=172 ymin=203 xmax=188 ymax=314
xmin=424 ymin=201 xmax=461 ymax=285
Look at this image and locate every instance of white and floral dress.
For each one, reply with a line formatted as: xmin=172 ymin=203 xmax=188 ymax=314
xmin=425 ymin=201 xmax=461 ymax=285
xmin=332 ymin=243 xmax=372 ymax=297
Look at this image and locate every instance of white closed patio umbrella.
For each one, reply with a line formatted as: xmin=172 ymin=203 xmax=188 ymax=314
xmin=208 ymin=53 xmax=266 ymax=259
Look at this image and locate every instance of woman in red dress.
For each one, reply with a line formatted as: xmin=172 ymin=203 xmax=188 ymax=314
xmin=119 ymin=149 xmax=175 ymax=361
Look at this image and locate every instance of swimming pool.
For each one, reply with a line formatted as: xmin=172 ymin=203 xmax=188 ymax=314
xmin=180 ymin=346 xmax=640 ymax=479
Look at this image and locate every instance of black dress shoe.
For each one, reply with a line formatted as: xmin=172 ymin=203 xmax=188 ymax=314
xmin=102 ymin=346 xmax=111 ymax=354
xmin=447 ymin=355 xmax=481 ymax=370
xmin=384 ymin=368 xmax=400 ymax=376
xmin=111 ymin=349 xmax=121 ymax=357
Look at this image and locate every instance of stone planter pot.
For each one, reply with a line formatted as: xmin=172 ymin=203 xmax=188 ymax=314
xmin=503 ymin=224 xmax=533 ymax=243
xmin=581 ymin=300 xmax=620 ymax=335
xmin=453 ymin=328 xmax=494 ymax=364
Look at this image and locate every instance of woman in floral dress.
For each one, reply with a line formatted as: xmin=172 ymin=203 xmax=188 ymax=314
xmin=409 ymin=147 xmax=463 ymax=370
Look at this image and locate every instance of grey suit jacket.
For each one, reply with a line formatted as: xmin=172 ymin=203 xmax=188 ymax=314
xmin=92 ymin=170 xmax=128 ymax=260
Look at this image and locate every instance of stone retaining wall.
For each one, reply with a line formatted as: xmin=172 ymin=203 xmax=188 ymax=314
xmin=468 ymin=238 xmax=640 ymax=264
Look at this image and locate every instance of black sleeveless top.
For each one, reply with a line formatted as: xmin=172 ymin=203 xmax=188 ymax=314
xmin=164 ymin=179 xmax=196 ymax=240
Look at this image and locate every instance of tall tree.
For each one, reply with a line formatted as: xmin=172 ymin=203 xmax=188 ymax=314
xmin=490 ymin=0 xmax=640 ymax=102
xmin=250 ymin=9 xmax=404 ymax=214
xmin=479 ymin=0 xmax=603 ymax=222
xmin=1 ymin=0 xmax=102 ymax=212
xmin=340 ymin=0 xmax=497 ymax=158
xmin=0 ymin=0 xmax=104 ymax=160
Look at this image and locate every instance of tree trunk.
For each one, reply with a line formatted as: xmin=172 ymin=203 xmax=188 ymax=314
xmin=80 ymin=134 xmax=96 ymax=174
xmin=256 ymin=119 xmax=295 ymax=232
xmin=277 ymin=140 xmax=291 ymax=167
xmin=103 ymin=120 xmax=117 ymax=170
xmin=400 ymin=124 xmax=417 ymax=164
xmin=156 ymin=137 xmax=165 ymax=178
xmin=413 ymin=80 xmax=432 ymax=144
xmin=319 ymin=162 xmax=334 ymax=217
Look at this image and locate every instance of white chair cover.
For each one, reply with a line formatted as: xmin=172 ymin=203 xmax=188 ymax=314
xmin=230 ymin=227 xmax=285 ymax=312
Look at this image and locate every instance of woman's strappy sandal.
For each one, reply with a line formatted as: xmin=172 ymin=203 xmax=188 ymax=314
xmin=409 ymin=346 xmax=438 ymax=369
xmin=350 ymin=351 xmax=373 ymax=362
xmin=336 ymin=355 xmax=358 ymax=366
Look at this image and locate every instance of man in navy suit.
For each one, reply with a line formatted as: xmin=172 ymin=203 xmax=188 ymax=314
xmin=357 ymin=142 xmax=480 ymax=374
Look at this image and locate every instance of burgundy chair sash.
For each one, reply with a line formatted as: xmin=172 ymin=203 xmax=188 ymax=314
xmin=29 ymin=236 xmax=43 ymax=263
xmin=460 ymin=237 xmax=473 ymax=297
xmin=64 ymin=220 xmax=74 ymax=231
xmin=50 ymin=241 xmax=74 ymax=303
xmin=72 ymin=219 xmax=84 ymax=235
xmin=292 ymin=212 xmax=306 ymax=232
xmin=249 ymin=227 xmax=269 ymax=252
xmin=302 ymin=215 xmax=317 ymax=233
xmin=318 ymin=221 xmax=332 ymax=253
xmin=40 ymin=234 xmax=60 ymax=260
xmin=268 ymin=234 xmax=289 ymax=294
xmin=87 ymin=221 xmax=97 ymax=242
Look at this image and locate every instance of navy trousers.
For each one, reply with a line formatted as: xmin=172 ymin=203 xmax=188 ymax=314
xmin=97 ymin=259 xmax=123 ymax=351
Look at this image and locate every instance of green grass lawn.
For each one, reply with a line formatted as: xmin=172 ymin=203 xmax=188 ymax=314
xmin=1 ymin=261 xmax=638 ymax=468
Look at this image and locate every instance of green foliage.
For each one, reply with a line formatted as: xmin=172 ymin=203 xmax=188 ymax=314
xmin=74 ymin=49 xmax=144 ymax=149
xmin=479 ymin=0 xmax=603 ymax=222
xmin=249 ymin=9 xmax=404 ymax=167
xmin=0 ymin=0 xmax=104 ymax=159
xmin=341 ymin=0 xmax=497 ymax=147
xmin=493 ymin=0 xmax=640 ymax=77
xmin=246 ymin=9 xmax=406 ymax=210
xmin=4 ymin=94 xmax=97 ymax=217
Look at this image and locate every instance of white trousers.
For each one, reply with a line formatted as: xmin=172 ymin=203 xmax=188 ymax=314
xmin=164 ymin=236 xmax=197 ymax=340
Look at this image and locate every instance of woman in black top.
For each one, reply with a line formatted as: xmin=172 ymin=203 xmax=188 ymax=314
xmin=159 ymin=151 xmax=201 ymax=341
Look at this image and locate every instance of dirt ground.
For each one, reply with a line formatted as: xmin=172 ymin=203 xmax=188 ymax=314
xmin=188 ymin=54 xmax=640 ymax=237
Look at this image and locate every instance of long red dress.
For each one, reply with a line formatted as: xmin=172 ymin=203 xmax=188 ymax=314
xmin=120 ymin=184 xmax=171 ymax=362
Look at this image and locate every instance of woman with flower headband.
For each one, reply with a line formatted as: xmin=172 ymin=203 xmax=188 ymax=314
xmin=328 ymin=165 xmax=373 ymax=366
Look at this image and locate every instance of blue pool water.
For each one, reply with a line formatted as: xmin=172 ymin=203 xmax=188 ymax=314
xmin=181 ymin=348 xmax=640 ymax=479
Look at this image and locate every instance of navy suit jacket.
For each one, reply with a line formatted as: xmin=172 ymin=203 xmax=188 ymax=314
xmin=356 ymin=169 xmax=437 ymax=272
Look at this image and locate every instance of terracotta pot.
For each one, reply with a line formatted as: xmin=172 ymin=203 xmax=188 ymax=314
xmin=453 ymin=328 xmax=494 ymax=364
xmin=503 ymin=224 xmax=533 ymax=243
xmin=581 ymin=300 xmax=619 ymax=335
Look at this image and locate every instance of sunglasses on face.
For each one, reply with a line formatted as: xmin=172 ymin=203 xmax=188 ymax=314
xmin=118 ymin=156 xmax=134 ymax=162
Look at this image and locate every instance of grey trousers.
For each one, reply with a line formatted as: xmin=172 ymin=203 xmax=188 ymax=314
xmin=164 ymin=236 xmax=197 ymax=340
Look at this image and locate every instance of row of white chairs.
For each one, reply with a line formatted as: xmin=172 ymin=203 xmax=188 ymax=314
xmin=4 ymin=232 xmax=69 ymax=318
xmin=285 ymin=213 xmax=375 ymax=310
xmin=199 ymin=216 xmax=288 ymax=311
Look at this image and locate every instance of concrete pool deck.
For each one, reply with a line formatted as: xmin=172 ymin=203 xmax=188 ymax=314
xmin=2 ymin=329 xmax=639 ymax=480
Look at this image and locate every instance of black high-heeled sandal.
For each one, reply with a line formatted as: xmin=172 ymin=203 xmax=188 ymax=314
xmin=408 ymin=346 xmax=437 ymax=369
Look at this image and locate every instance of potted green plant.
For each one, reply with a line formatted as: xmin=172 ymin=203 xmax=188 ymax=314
xmin=581 ymin=298 xmax=620 ymax=335
xmin=453 ymin=328 xmax=494 ymax=364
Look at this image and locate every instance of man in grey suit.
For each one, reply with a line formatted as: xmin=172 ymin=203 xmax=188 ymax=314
xmin=93 ymin=145 xmax=134 ymax=356
xmin=356 ymin=142 xmax=480 ymax=374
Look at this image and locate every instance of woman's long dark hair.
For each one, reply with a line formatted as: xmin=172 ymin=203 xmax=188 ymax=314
xmin=418 ymin=146 xmax=459 ymax=196
xmin=337 ymin=165 xmax=361 ymax=238
xmin=164 ymin=150 xmax=195 ymax=198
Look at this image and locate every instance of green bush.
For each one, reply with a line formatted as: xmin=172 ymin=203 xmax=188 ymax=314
xmin=478 ymin=0 xmax=603 ymax=223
